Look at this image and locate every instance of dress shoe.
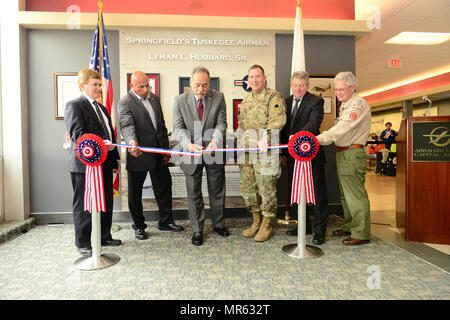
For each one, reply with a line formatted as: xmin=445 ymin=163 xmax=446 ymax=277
xmin=77 ymin=247 xmax=92 ymax=255
xmin=191 ymin=232 xmax=203 ymax=246
xmin=312 ymin=234 xmax=325 ymax=245
xmin=342 ymin=237 xmax=370 ymax=246
xmin=332 ymin=229 xmax=351 ymax=237
xmin=286 ymin=227 xmax=312 ymax=236
xmin=135 ymin=229 xmax=147 ymax=240
xmin=101 ymin=238 xmax=122 ymax=246
xmin=214 ymin=227 xmax=230 ymax=237
xmin=158 ymin=223 xmax=184 ymax=232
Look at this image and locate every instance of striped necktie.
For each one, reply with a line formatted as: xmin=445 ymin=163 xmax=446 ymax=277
xmin=93 ymin=101 xmax=111 ymax=141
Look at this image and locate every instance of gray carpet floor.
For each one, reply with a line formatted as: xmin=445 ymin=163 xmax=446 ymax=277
xmin=0 ymin=215 xmax=449 ymax=300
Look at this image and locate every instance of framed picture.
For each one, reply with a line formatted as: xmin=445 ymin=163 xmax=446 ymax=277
xmin=54 ymin=72 xmax=79 ymax=119
xmin=127 ymin=73 xmax=160 ymax=96
xmin=309 ymin=74 xmax=336 ymax=114
xmin=309 ymin=74 xmax=340 ymax=131
xmin=233 ymin=99 xmax=243 ymax=130
xmin=178 ymin=77 xmax=220 ymax=94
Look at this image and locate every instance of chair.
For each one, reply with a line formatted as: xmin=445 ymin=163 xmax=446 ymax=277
xmin=365 ymin=146 xmax=377 ymax=171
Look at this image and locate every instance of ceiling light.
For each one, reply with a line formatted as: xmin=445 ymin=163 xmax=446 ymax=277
xmin=385 ymin=32 xmax=450 ymax=45
xmin=358 ymin=65 xmax=450 ymax=97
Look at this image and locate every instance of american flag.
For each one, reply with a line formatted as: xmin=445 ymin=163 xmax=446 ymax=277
xmin=89 ymin=6 xmax=120 ymax=199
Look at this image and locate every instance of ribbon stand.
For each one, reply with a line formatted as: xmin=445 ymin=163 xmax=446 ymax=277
xmin=282 ymin=182 xmax=323 ymax=259
xmin=73 ymin=186 xmax=120 ymax=270
xmin=73 ymin=134 xmax=120 ymax=271
xmin=282 ymin=131 xmax=323 ymax=259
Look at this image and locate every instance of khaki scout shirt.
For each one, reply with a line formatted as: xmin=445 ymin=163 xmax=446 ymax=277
xmin=238 ymin=87 xmax=286 ymax=146
xmin=317 ymin=93 xmax=371 ymax=147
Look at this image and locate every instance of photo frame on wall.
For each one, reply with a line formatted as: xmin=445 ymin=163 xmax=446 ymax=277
xmin=127 ymin=73 xmax=160 ymax=96
xmin=309 ymin=74 xmax=336 ymax=114
xmin=179 ymin=77 xmax=220 ymax=94
xmin=233 ymin=99 xmax=243 ymax=130
xmin=54 ymin=72 xmax=79 ymax=119
xmin=309 ymin=74 xmax=341 ymax=132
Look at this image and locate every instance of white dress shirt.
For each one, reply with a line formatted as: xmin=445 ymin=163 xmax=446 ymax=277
xmin=131 ymin=90 xmax=157 ymax=130
xmin=83 ymin=93 xmax=112 ymax=140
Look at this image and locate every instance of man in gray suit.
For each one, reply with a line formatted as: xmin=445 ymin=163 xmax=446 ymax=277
xmin=118 ymin=71 xmax=183 ymax=240
xmin=173 ymin=66 xmax=229 ymax=246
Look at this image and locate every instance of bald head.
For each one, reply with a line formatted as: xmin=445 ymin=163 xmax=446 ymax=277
xmin=130 ymin=71 xmax=150 ymax=99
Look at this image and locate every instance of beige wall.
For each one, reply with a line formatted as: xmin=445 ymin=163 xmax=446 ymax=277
xmin=120 ymin=29 xmax=276 ymax=133
xmin=438 ymin=100 xmax=450 ymax=116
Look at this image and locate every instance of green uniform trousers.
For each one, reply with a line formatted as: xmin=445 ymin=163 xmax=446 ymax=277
xmin=240 ymin=161 xmax=281 ymax=218
xmin=336 ymin=148 xmax=371 ymax=240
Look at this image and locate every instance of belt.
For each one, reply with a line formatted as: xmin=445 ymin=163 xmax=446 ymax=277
xmin=336 ymin=144 xmax=364 ymax=152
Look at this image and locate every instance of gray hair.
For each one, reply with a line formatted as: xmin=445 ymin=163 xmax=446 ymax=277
xmin=291 ymin=71 xmax=309 ymax=83
xmin=191 ymin=66 xmax=210 ymax=78
xmin=334 ymin=71 xmax=357 ymax=87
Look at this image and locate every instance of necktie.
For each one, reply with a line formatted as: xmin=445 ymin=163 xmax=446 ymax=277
xmin=290 ymin=99 xmax=300 ymax=131
xmin=93 ymin=101 xmax=111 ymax=141
xmin=198 ymin=99 xmax=204 ymax=121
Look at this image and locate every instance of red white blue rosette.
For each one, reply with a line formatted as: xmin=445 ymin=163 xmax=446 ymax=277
xmin=288 ymin=131 xmax=319 ymax=162
xmin=75 ymin=134 xmax=107 ymax=213
xmin=288 ymin=131 xmax=319 ymax=205
xmin=76 ymin=134 xmax=107 ymax=166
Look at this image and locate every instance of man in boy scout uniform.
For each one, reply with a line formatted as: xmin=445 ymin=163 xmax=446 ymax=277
xmin=316 ymin=71 xmax=371 ymax=246
xmin=238 ymin=65 xmax=286 ymax=241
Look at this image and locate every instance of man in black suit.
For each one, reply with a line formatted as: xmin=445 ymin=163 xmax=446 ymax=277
xmin=118 ymin=71 xmax=183 ymax=240
xmin=64 ymin=68 xmax=122 ymax=256
xmin=281 ymin=71 xmax=329 ymax=245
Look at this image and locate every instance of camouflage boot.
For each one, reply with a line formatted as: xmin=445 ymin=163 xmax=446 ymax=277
xmin=254 ymin=216 xmax=273 ymax=242
xmin=242 ymin=212 xmax=262 ymax=238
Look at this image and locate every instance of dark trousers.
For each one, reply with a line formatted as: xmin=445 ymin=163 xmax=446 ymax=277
xmin=127 ymin=158 xmax=174 ymax=230
xmin=184 ymin=164 xmax=226 ymax=233
xmin=70 ymin=164 xmax=114 ymax=248
xmin=289 ymin=160 xmax=329 ymax=236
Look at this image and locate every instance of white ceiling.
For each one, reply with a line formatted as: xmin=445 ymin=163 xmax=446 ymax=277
xmin=354 ymin=0 xmax=450 ymax=96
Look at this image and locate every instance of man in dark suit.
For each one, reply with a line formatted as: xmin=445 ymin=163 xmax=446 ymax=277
xmin=281 ymin=71 xmax=329 ymax=245
xmin=118 ymin=71 xmax=183 ymax=240
xmin=64 ymin=68 xmax=122 ymax=256
xmin=173 ymin=66 xmax=229 ymax=246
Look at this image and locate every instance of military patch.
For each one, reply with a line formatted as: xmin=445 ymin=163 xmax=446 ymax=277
xmin=349 ymin=112 xmax=358 ymax=120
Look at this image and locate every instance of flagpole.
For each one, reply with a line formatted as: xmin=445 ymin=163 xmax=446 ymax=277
xmin=98 ymin=0 xmax=103 ymax=105
xmin=278 ymin=0 xmax=305 ymax=225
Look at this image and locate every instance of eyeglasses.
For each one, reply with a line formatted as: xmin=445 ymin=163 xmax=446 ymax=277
xmin=335 ymin=86 xmax=351 ymax=93
xmin=88 ymin=83 xmax=104 ymax=88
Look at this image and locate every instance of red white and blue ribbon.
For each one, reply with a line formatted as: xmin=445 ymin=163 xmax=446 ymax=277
xmin=288 ymin=131 xmax=319 ymax=205
xmin=108 ymin=143 xmax=204 ymax=157
xmin=105 ymin=133 xmax=318 ymax=205
xmin=106 ymin=142 xmax=289 ymax=156
xmin=76 ymin=134 xmax=108 ymax=213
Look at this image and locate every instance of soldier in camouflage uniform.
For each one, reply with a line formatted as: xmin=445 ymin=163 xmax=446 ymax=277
xmin=238 ymin=65 xmax=287 ymax=241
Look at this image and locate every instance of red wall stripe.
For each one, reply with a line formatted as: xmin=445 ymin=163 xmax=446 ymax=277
xmin=364 ymin=73 xmax=450 ymax=105
xmin=25 ymin=0 xmax=355 ymax=19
